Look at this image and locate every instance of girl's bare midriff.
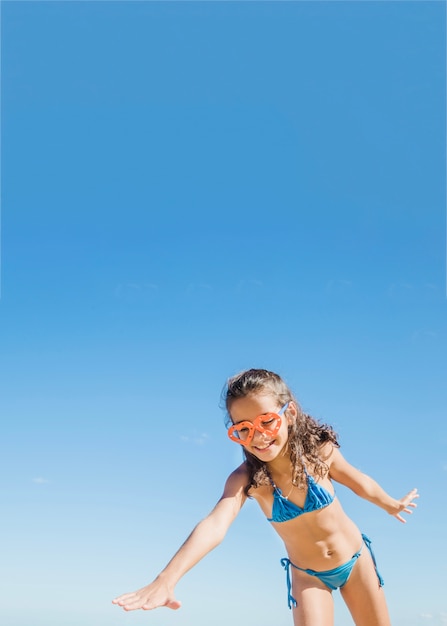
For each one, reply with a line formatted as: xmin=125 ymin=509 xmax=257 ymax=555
xmin=251 ymin=483 xmax=362 ymax=572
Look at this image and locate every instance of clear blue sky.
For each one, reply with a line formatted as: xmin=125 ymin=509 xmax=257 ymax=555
xmin=1 ymin=2 xmax=446 ymax=625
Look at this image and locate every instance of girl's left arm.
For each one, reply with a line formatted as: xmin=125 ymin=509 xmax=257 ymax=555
xmin=327 ymin=446 xmax=419 ymax=523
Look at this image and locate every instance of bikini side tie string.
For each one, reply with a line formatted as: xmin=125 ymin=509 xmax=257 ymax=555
xmin=280 ymin=558 xmax=297 ymax=609
xmin=361 ymin=533 xmax=385 ymax=587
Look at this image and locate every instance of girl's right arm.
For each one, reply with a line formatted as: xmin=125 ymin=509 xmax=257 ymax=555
xmin=112 ymin=464 xmax=248 ymax=612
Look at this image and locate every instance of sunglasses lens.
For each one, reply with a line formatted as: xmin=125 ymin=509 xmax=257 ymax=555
xmin=228 ymin=422 xmax=253 ymax=445
xmin=231 ymin=425 xmax=249 ymax=440
xmin=258 ymin=414 xmax=281 ymax=435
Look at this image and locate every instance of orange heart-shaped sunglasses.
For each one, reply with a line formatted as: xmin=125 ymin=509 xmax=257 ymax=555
xmin=227 ymin=402 xmax=289 ymax=447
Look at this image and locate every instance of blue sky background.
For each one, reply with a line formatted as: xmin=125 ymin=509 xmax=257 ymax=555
xmin=1 ymin=1 xmax=446 ymax=625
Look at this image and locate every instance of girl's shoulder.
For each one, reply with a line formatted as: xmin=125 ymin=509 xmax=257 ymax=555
xmin=221 ymin=462 xmax=251 ymax=501
xmin=304 ymin=441 xmax=339 ymax=479
xmin=226 ymin=462 xmax=250 ymax=486
xmin=225 ymin=462 xmax=270 ymax=499
xmin=318 ymin=440 xmax=338 ymax=463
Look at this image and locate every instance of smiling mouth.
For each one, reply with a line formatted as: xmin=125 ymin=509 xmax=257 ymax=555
xmin=253 ymin=440 xmax=275 ymax=452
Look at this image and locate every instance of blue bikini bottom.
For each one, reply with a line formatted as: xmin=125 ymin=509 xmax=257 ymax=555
xmin=280 ymin=533 xmax=384 ymax=609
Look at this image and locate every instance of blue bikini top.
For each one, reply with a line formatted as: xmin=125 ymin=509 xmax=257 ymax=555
xmin=267 ymin=470 xmax=335 ymax=523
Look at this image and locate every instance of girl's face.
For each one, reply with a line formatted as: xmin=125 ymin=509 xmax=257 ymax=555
xmin=228 ymin=393 xmax=293 ymax=461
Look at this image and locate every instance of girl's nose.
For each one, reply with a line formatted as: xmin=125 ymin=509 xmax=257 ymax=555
xmin=252 ymin=428 xmax=269 ymax=444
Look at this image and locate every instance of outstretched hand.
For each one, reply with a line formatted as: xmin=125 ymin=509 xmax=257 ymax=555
xmin=112 ymin=578 xmax=181 ymax=612
xmin=392 ymin=488 xmax=419 ymax=523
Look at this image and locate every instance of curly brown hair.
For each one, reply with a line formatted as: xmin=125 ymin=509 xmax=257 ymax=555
xmin=223 ymin=368 xmax=340 ymax=495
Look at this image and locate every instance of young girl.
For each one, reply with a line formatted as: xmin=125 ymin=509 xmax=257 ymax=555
xmin=113 ymin=368 xmax=418 ymax=625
